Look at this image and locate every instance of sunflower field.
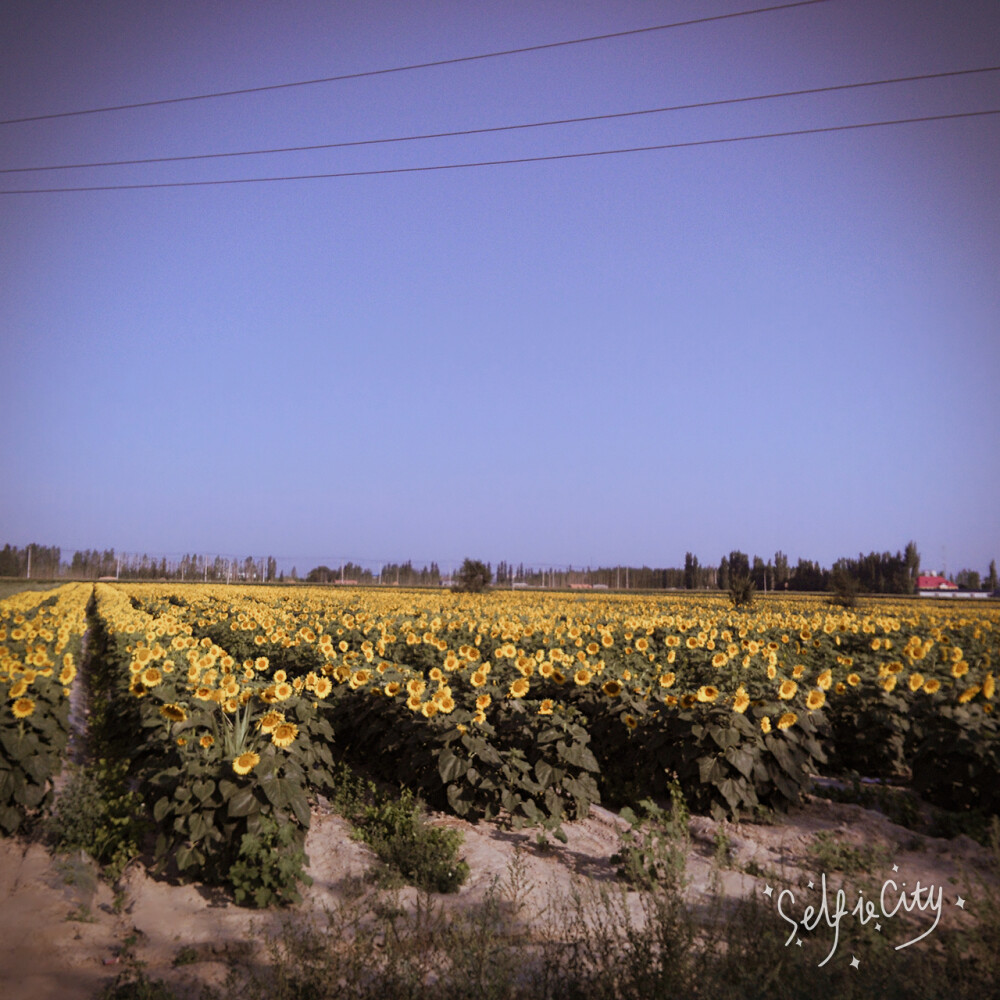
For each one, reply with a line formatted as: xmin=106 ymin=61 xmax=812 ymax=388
xmin=3 ymin=581 xmax=998 ymax=890
xmin=0 ymin=583 xmax=90 ymax=833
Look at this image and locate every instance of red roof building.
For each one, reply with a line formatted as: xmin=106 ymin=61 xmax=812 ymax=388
xmin=917 ymin=575 xmax=958 ymax=591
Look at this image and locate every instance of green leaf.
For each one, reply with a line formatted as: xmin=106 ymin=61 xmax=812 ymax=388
xmin=534 ymin=759 xmax=555 ymax=788
xmin=438 ymin=749 xmax=469 ymax=783
xmin=192 ymin=779 xmax=216 ymax=804
xmin=725 ymin=746 xmax=754 ymax=780
xmin=228 ymin=785 xmax=257 ymax=818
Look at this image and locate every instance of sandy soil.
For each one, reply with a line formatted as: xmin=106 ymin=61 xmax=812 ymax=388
xmin=2 ymin=793 xmax=996 ymax=1000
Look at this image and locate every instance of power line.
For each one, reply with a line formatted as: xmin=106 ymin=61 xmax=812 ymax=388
xmin=5 ymin=64 xmax=996 ymax=175
xmin=1 ymin=107 xmax=996 ymax=194
xmin=0 ymin=1 xmax=832 ymax=126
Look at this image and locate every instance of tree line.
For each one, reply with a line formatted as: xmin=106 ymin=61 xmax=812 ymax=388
xmin=2 ymin=540 xmax=997 ymax=595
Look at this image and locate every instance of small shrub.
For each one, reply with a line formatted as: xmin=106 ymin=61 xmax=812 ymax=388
xmin=46 ymin=759 xmax=146 ymax=881
xmin=612 ymin=783 xmax=689 ymax=890
xmin=227 ymin=812 xmax=312 ymax=908
xmin=807 ymin=830 xmax=889 ymax=875
xmin=354 ymin=788 xmax=469 ymax=894
xmin=728 ymin=574 xmax=755 ymax=609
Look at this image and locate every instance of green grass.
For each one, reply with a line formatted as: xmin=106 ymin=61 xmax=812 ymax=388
xmin=0 ymin=578 xmax=66 ymax=601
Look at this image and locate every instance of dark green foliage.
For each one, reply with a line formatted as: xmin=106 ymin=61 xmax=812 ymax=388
xmin=829 ymin=566 xmax=860 ymax=607
xmin=911 ymin=704 xmax=1000 ymax=815
xmin=452 ymin=558 xmax=492 ymax=593
xmin=612 ymin=785 xmax=689 ymax=890
xmin=45 ymin=759 xmax=146 ymax=881
xmin=728 ymin=573 xmax=755 ymax=608
xmin=353 ymin=787 xmax=469 ymax=894
xmin=228 ymin=812 xmax=313 ymax=907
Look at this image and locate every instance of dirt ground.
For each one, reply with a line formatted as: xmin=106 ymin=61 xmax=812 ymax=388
xmin=2 ymin=792 xmax=996 ymax=1000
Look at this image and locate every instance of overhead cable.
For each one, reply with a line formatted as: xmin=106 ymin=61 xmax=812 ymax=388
xmin=0 ymin=1 xmax=831 ymax=126
xmin=4 ymin=64 xmax=996 ymax=175
xmin=2 ymin=107 xmax=996 ymax=194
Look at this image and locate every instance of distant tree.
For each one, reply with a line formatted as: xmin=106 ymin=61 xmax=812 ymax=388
xmin=829 ymin=566 xmax=860 ymax=607
xmin=683 ymin=552 xmax=699 ymax=590
xmin=955 ymin=569 xmax=981 ymax=591
xmin=904 ymin=541 xmax=921 ymax=594
xmin=728 ymin=550 xmax=750 ymax=581
xmin=988 ymin=560 xmax=998 ymax=592
xmin=307 ymin=565 xmax=334 ymax=584
xmin=774 ymin=551 xmax=789 ymax=590
xmin=452 ymin=558 xmax=492 ymax=593
xmin=717 ymin=556 xmax=730 ymax=592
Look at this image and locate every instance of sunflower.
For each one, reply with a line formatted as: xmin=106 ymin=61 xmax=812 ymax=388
xmin=623 ymin=714 xmax=638 ymax=729
xmin=952 ymin=661 xmax=969 ymax=678
xmin=273 ymin=682 xmax=293 ymax=701
xmin=778 ymin=679 xmax=797 ymax=700
xmin=984 ymin=674 xmax=995 ymax=700
xmin=658 ymin=672 xmax=675 ymax=689
xmin=232 ymin=751 xmax=260 ymax=776
xmin=476 ymin=693 xmax=491 ymax=710
xmin=421 ymin=701 xmax=439 ymax=718
xmin=509 ymin=678 xmax=530 ymax=699
xmin=406 ymin=694 xmax=422 ymax=711
xmin=602 ymin=679 xmax=622 ymax=697
xmin=160 ymin=703 xmax=187 ymax=722
xmin=908 ymin=673 xmax=925 ymax=692
xmin=11 ymin=697 xmax=35 ymax=719
xmin=847 ymin=673 xmax=860 ymax=687
xmin=777 ymin=712 xmax=797 ymax=730
xmin=881 ymin=676 xmax=897 ymax=693
xmin=141 ymin=666 xmax=163 ymax=687
xmin=472 ymin=709 xmax=487 ymax=724
xmin=711 ymin=653 xmax=728 ymax=668
xmin=538 ymin=699 xmax=554 ymax=716
xmin=574 ymin=669 xmax=592 ymax=686
xmin=680 ymin=694 xmax=697 ymax=709
xmin=407 ymin=678 xmax=427 ymax=697
xmin=271 ymin=722 xmax=299 ymax=748
xmin=732 ymin=687 xmax=750 ymax=714
xmin=200 ymin=734 xmax=215 ymax=748
xmin=635 ymin=637 xmax=649 ymax=653
xmin=805 ymin=689 xmax=825 ymax=711
xmin=314 ymin=677 xmax=333 ymax=698
xmin=696 ymin=685 xmax=719 ymax=703
xmin=384 ymin=681 xmax=401 ymax=697
xmin=259 ymin=710 xmax=284 ymax=733
xmin=586 ymin=642 xmax=600 ymax=656
xmin=8 ymin=678 xmax=28 ymax=699
xmin=59 ymin=664 xmax=77 ymax=685
xmin=816 ymin=669 xmax=833 ymax=691
xmin=436 ymin=693 xmax=456 ymax=713
xmin=958 ymin=685 xmax=981 ymax=705
xmin=760 ymin=716 xmax=772 ymax=734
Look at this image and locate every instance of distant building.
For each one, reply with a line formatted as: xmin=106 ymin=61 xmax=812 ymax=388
xmin=917 ymin=574 xmax=959 ymax=593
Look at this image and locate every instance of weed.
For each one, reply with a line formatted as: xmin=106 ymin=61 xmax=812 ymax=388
xmin=45 ymin=759 xmax=146 ymax=882
xmin=171 ymin=946 xmax=198 ymax=967
xmin=807 ymin=830 xmax=890 ymax=875
xmin=227 ymin=812 xmax=312 ymax=908
xmin=353 ymin=788 xmax=469 ymax=894
xmin=612 ymin=782 xmax=689 ymax=890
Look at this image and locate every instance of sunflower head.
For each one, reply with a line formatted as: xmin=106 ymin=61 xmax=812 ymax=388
xmin=232 ymin=751 xmax=261 ymax=776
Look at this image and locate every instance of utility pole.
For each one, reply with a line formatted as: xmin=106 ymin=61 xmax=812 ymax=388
xmin=26 ymin=546 xmax=31 ymax=579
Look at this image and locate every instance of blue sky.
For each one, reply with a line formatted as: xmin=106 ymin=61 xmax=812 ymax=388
xmin=2 ymin=0 xmax=998 ymax=577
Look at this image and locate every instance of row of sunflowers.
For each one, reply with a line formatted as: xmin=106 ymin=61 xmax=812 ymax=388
xmin=0 ymin=583 xmax=90 ymax=833
xmin=98 ymin=583 xmax=998 ymax=835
